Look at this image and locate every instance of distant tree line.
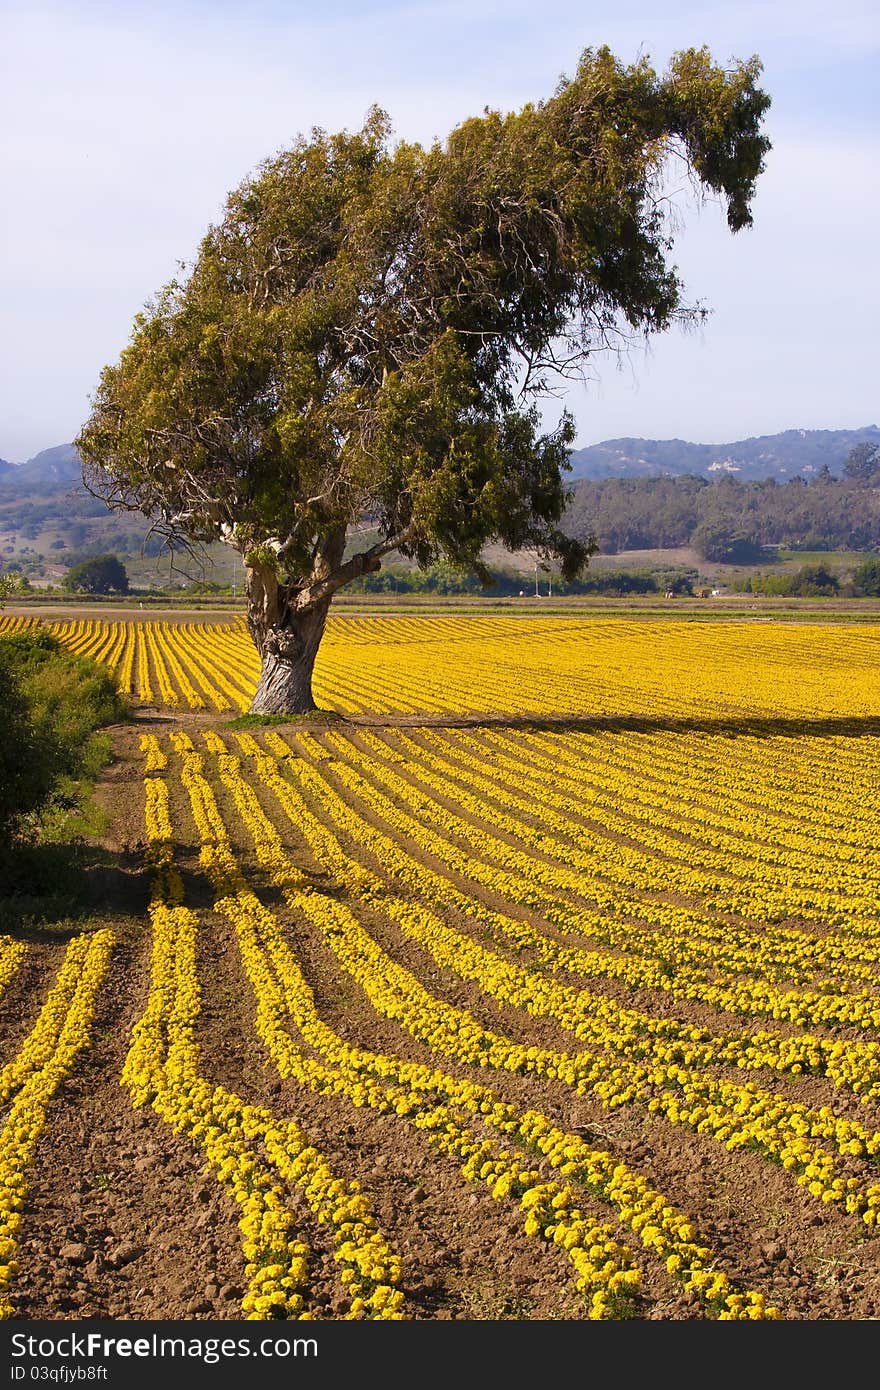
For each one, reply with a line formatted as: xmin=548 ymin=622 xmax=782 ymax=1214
xmin=562 ymin=446 xmax=880 ymax=556
xmin=348 ymin=560 xmax=697 ymax=597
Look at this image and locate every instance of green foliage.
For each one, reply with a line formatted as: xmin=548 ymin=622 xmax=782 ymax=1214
xmin=76 ymin=44 xmax=770 ymax=609
xmin=225 ymin=710 xmax=346 ymax=729
xmin=564 ymin=471 xmax=880 ymax=555
xmin=691 ymin=522 xmax=765 ymax=564
xmin=348 ymin=559 xmax=700 ymax=597
xmin=843 ymin=442 xmax=880 ymax=484
xmin=0 ymin=571 xmax=23 ymax=604
xmin=244 ymin=543 xmax=281 ymax=574
xmin=0 ymin=628 xmax=127 ymax=849
xmin=743 ymin=564 xmax=840 ymax=597
xmin=350 ymin=561 xmax=488 ymax=595
xmin=852 ymin=557 xmax=880 ymax=596
xmin=0 ymin=649 xmax=47 ymax=842
xmin=62 ymin=552 xmax=129 ymax=594
xmin=14 ymin=644 xmax=122 ymax=768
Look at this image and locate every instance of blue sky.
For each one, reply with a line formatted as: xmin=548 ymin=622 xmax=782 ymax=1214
xmin=1 ymin=0 xmax=877 ymax=461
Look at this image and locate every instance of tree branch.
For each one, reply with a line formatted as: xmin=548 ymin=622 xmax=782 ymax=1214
xmin=293 ymin=524 xmax=416 ymax=610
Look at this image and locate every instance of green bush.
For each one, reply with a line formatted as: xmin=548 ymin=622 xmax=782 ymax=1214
xmin=0 ymin=628 xmax=127 ymax=847
xmin=692 ymin=522 xmax=765 ymax=564
xmin=853 ymin=557 xmax=880 ymax=596
xmin=743 ymin=563 xmax=840 ymax=597
xmin=0 ymin=650 xmax=48 ymax=843
xmin=792 ymin=564 xmax=840 ymax=596
xmin=346 ymin=560 xmax=700 ymax=597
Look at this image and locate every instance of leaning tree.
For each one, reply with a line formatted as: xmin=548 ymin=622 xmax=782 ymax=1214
xmin=76 ymin=45 xmax=770 ymax=712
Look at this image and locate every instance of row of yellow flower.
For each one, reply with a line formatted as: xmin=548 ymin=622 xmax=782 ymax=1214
xmin=0 ymin=940 xmax=27 ymax=1006
xmin=397 ymin=722 xmax=880 ymax=1022
xmin=447 ymin=725 xmax=880 ymax=926
xmin=400 ymin=723 xmax=880 ymax=987
xmin=3 ymin=614 xmax=879 ymax=722
xmin=0 ymin=617 xmax=255 ymax=712
xmin=538 ymin=723 xmax=880 ymax=861
xmin=63 ymin=621 xmax=250 ymax=710
xmin=479 ymin=723 xmax=880 ymax=956
xmin=169 ymin=730 xmax=782 ymax=1317
xmin=217 ymin=730 xmax=880 ymax=1224
xmin=175 ymin=732 xmax=646 ymax=1317
xmin=0 ymin=930 xmax=114 ymax=1318
xmin=251 ymin=730 xmax=880 ymax=1103
xmin=295 ymin=727 xmax=880 ymax=1041
xmin=134 ymin=738 xmax=404 ymax=1319
xmin=304 ymin=616 xmax=880 ymax=722
xmin=365 ymin=721 xmax=877 ymax=940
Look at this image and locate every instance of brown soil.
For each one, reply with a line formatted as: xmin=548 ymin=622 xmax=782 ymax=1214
xmin=3 ymin=713 xmax=880 ymax=1324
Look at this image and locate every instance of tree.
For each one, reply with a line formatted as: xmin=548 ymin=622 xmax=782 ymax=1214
xmin=691 ymin=522 xmax=764 ymax=564
xmin=791 ymin=563 xmax=839 ymax=596
xmin=843 ymin=442 xmax=880 ymax=485
xmin=0 ymin=572 xmax=22 ymax=605
xmin=853 ymin=557 xmax=880 ymax=596
xmin=62 ymin=553 xmax=129 ymax=595
xmin=76 ymin=45 xmax=771 ymax=712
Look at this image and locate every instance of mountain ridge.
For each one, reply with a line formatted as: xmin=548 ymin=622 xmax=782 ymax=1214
xmin=0 ymin=443 xmax=82 ymax=489
xmin=3 ymin=427 xmax=878 ymax=493
xmin=566 ymin=426 xmax=880 ymax=482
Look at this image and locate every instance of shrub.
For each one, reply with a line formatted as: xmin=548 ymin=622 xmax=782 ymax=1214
xmin=853 ymin=557 xmax=880 ymax=597
xmin=744 ymin=564 xmax=840 ymax=597
xmin=0 ymin=628 xmax=127 ymax=847
xmin=0 ymin=650 xmax=49 ymax=844
xmin=692 ymin=523 xmax=765 ymax=564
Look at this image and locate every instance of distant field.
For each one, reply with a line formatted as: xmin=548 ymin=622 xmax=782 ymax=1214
xmin=7 ymin=589 xmax=880 ymax=626
xmin=774 ymin=549 xmax=873 ymax=567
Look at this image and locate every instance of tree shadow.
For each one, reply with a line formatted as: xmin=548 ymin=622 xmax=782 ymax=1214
xmin=352 ymin=711 xmax=880 ymax=741
xmin=0 ymin=839 xmax=149 ymax=941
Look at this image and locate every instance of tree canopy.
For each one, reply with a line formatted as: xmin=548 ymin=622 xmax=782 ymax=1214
xmin=76 ymin=43 xmax=771 ymax=711
xmin=0 ymin=572 xmax=22 ymax=605
xmin=844 ymin=442 xmax=880 ymax=485
xmin=853 ymin=557 xmax=880 ymax=596
xmin=62 ymin=553 xmax=129 ymax=595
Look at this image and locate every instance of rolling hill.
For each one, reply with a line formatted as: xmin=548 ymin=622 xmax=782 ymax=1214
xmin=567 ymin=425 xmax=880 ymax=481
xmin=2 ymin=426 xmax=877 ymax=585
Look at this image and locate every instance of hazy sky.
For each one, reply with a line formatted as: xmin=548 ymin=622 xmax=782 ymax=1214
xmin=2 ymin=0 xmax=877 ymax=461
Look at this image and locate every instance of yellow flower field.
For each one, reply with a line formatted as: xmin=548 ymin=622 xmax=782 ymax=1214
xmin=1 ymin=612 xmax=878 ymax=720
xmin=1 ymin=611 xmax=879 ymax=1320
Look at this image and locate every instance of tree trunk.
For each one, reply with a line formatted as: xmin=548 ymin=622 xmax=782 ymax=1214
xmin=245 ymin=559 xmax=335 ymax=715
xmin=249 ymin=601 xmax=331 ymax=714
xmin=243 ymin=522 xmax=392 ymax=715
